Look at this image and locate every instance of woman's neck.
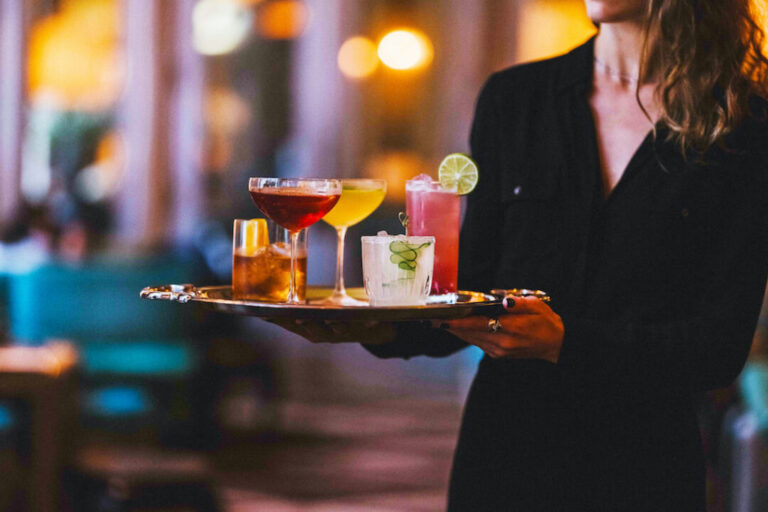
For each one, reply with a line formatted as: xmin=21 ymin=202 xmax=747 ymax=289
xmin=594 ymin=22 xmax=649 ymax=87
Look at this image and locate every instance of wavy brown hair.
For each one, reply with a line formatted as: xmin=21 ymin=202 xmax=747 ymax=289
xmin=640 ymin=0 xmax=768 ymax=151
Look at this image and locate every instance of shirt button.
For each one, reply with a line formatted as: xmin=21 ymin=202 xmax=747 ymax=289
xmin=681 ymin=208 xmax=690 ymax=218
xmin=513 ymin=185 xmax=522 ymax=196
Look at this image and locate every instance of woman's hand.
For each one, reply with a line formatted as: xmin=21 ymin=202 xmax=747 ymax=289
xmin=266 ymin=318 xmax=397 ymax=345
xmin=444 ymin=296 xmax=564 ymax=363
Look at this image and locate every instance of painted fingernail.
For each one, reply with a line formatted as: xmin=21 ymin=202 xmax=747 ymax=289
xmin=503 ymin=297 xmax=515 ymax=309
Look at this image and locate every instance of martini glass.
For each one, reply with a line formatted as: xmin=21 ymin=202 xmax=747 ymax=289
xmin=249 ymin=177 xmax=342 ymax=304
xmin=320 ymin=179 xmax=387 ymax=305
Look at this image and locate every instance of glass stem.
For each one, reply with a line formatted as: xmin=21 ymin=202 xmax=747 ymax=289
xmin=333 ymin=226 xmax=347 ymax=297
xmin=288 ymin=230 xmax=300 ymax=304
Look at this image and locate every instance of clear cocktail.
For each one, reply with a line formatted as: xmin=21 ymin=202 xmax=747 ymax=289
xmin=321 ymin=179 xmax=387 ymax=305
xmin=405 ymin=174 xmax=460 ymax=301
xmin=361 ymin=234 xmax=434 ymax=306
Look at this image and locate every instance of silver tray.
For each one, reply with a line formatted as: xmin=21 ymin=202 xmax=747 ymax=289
xmin=140 ymin=284 xmax=504 ymax=321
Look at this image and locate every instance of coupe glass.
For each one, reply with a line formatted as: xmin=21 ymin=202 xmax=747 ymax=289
xmin=320 ymin=179 xmax=387 ymax=305
xmin=249 ymin=177 xmax=342 ymax=304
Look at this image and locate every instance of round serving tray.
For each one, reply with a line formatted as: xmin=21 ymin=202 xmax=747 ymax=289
xmin=140 ymin=284 xmax=504 ymax=322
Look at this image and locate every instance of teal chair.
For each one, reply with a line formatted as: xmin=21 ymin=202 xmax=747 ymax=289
xmin=9 ymin=255 xmax=201 ymax=343
xmin=7 ymin=253 xmax=211 ymax=445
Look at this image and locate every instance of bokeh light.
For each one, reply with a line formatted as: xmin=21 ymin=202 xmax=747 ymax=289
xmin=337 ymin=36 xmax=379 ymax=79
xmin=364 ymin=151 xmax=429 ymax=202
xmin=377 ymin=29 xmax=433 ymax=71
xmin=193 ymin=0 xmax=253 ymax=56
xmin=256 ymin=0 xmax=311 ymax=40
xmin=516 ymin=1 xmax=595 ymax=62
xmin=756 ymin=0 xmax=768 ymax=52
xmin=27 ymin=0 xmax=122 ymax=109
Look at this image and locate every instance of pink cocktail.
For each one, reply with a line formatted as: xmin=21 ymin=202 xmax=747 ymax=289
xmin=405 ymin=174 xmax=460 ymax=299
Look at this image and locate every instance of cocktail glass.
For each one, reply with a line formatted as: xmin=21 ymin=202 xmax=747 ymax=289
xmin=232 ymin=218 xmax=308 ymax=302
xmin=248 ymin=177 xmax=341 ymax=304
xmin=320 ymin=179 xmax=387 ymax=305
xmin=361 ymin=234 xmax=435 ymax=306
xmin=405 ymin=174 xmax=460 ymax=302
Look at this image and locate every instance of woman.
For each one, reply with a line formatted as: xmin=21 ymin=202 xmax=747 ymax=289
xmin=281 ymin=0 xmax=768 ymax=509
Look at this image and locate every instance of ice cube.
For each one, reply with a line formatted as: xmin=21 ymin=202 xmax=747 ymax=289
xmin=377 ymin=230 xmax=389 ymax=236
xmin=405 ymin=173 xmax=434 ymax=191
xmin=270 ymin=242 xmax=292 ymax=258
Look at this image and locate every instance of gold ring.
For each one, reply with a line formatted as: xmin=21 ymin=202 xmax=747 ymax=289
xmin=487 ymin=318 xmax=503 ymax=333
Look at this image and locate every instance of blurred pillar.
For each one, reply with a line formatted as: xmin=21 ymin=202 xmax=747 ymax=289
xmin=433 ymin=0 xmax=508 ymax=156
xmin=168 ymin=0 xmax=204 ymax=245
xmin=116 ymin=0 xmax=175 ymax=246
xmin=291 ymin=0 xmax=359 ymax=178
xmin=0 ymin=0 xmax=32 ymax=225
xmin=335 ymin=1 xmax=365 ymax=179
xmin=485 ymin=0 xmax=521 ymax=71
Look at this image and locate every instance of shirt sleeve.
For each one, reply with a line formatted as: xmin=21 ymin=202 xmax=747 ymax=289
xmin=362 ymin=75 xmax=505 ymax=361
xmin=558 ymin=150 xmax=768 ymax=392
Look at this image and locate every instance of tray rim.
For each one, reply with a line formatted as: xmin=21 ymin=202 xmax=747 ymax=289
xmin=140 ymin=284 xmax=504 ymax=321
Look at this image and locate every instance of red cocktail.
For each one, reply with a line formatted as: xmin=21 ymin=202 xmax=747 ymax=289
xmin=249 ymin=188 xmax=341 ymax=232
xmin=248 ymin=178 xmax=342 ymax=304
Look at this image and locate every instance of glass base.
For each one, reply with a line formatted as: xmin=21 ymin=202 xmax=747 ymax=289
xmin=426 ymin=293 xmax=459 ymax=304
xmin=316 ymin=290 xmax=368 ymax=306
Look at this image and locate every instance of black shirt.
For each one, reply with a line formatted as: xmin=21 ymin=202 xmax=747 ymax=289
xmin=366 ymin=38 xmax=768 ymax=511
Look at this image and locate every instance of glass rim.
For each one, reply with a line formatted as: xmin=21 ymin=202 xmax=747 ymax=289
xmin=249 ymin=177 xmax=342 ymax=183
xmin=405 ymin=178 xmax=457 ymax=192
xmin=339 ymin=178 xmax=387 ymax=185
xmin=361 ymin=235 xmax=435 ymax=243
xmin=248 ymin=177 xmax=342 ymax=193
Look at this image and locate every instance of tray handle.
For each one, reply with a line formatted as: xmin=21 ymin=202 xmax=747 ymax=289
xmin=140 ymin=284 xmax=198 ymax=303
xmin=490 ymin=288 xmax=551 ymax=303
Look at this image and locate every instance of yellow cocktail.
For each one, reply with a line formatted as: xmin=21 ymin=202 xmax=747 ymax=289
xmin=321 ymin=179 xmax=387 ymax=305
xmin=323 ymin=186 xmax=387 ymax=228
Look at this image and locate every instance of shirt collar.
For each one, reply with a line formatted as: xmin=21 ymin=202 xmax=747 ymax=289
xmin=556 ymin=36 xmax=596 ymax=94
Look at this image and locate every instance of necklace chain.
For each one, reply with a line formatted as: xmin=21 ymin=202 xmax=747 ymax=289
xmin=593 ymin=56 xmax=639 ymax=84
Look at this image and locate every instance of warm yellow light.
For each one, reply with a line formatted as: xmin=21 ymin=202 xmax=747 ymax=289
xmin=256 ymin=0 xmax=310 ymax=40
xmin=337 ymin=36 xmax=379 ymax=79
xmin=516 ymin=0 xmax=596 ymax=63
xmin=756 ymin=0 xmax=768 ymax=52
xmin=377 ymin=29 xmax=433 ymax=71
xmin=28 ymin=0 xmax=122 ymax=109
xmin=364 ymin=151 xmax=428 ymax=202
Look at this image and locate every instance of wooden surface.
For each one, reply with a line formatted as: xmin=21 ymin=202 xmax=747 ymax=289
xmin=0 ymin=343 xmax=78 ymax=512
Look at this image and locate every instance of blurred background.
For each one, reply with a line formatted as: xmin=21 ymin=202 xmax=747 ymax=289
xmin=0 ymin=1 xmax=765 ymax=511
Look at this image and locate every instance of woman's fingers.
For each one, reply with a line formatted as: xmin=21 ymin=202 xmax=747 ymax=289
xmin=442 ymin=297 xmax=563 ymax=362
xmin=447 ymin=313 xmax=533 ymax=337
xmin=503 ymin=295 xmax=547 ymax=313
xmin=442 ymin=315 xmax=487 ymax=331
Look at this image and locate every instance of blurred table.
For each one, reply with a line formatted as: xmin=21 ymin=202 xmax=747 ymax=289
xmin=0 ymin=342 xmax=78 ymax=512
